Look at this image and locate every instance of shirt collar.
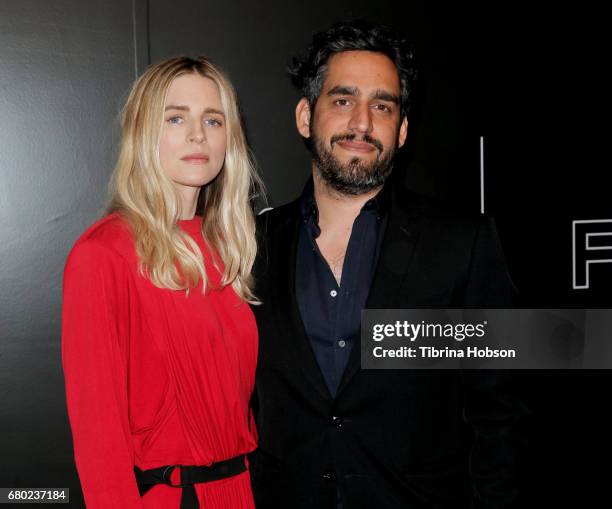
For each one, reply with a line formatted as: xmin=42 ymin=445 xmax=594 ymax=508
xmin=299 ymin=177 xmax=391 ymax=225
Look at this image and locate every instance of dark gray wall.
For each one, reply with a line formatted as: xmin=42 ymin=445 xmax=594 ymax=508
xmin=1 ymin=1 xmax=611 ymax=507
xmin=148 ymin=0 xmax=460 ymax=207
xmin=0 ymin=0 xmax=146 ymax=501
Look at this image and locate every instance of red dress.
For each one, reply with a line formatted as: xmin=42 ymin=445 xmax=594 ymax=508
xmin=62 ymin=214 xmax=258 ymax=508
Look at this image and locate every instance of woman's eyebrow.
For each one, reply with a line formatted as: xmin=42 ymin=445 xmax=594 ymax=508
xmin=204 ymin=108 xmax=225 ymax=117
xmin=164 ymin=105 xmax=225 ymax=116
xmin=164 ymin=104 xmax=189 ymax=111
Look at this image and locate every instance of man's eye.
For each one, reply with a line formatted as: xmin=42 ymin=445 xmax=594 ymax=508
xmin=167 ymin=116 xmax=183 ymax=124
xmin=374 ymin=104 xmax=392 ymax=113
xmin=334 ymin=99 xmax=351 ymax=107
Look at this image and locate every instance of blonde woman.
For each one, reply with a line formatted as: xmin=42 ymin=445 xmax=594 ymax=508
xmin=62 ymin=57 xmax=261 ymax=508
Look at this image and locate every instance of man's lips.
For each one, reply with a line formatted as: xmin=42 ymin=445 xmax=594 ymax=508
xmin=181 ymin=153 xmax=209 ymax=164
xmin=336 ymin=140 xmax=376 ymax=153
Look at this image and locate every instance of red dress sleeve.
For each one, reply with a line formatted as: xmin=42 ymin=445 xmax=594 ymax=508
xmin=62 ymin=239 xmax=143 ymax=508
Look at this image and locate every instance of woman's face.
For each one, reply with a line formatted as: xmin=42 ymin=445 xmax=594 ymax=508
xmin=159 ymin=73 xmax=227 ymax=194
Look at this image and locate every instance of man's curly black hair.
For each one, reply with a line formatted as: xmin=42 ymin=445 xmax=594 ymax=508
xmin=288 ymin=19 xmax=417 ymax=119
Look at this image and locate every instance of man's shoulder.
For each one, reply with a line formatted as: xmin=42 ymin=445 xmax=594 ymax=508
xmin=391 ymin=187 xmax=471 ymax=220
xmin=255 ymin=186 xmax=493 ymax=241
xmin=391 ymin=187 xmax=495 ymax=241
xmin=253 ymin=198 xmax=302 ymax=280
xmin=256 ymin=197 xmax=302 ymax=235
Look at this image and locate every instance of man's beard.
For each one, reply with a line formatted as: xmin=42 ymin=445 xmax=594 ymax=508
xmin=311 ymin=131 xmax=396 ymax=196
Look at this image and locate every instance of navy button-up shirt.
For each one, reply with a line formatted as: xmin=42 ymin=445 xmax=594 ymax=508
xmin=295 ymin=179 xmax=389 ymax=397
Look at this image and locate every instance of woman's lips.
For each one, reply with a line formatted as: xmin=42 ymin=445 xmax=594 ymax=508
xmin=181 ymin=154 xmax=209 ymax=164
xmin=336 ymin=141 xmax=376 ymax=153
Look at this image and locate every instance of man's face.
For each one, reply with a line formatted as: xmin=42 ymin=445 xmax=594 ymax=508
xmin=296 ymin=50 xmax=408 ymax=195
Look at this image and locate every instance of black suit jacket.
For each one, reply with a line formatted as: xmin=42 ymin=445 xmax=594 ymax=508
xmin=250 ymin=186 xmax=525 ymax=509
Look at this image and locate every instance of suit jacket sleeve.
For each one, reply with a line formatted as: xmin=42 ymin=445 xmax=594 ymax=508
xmin=462 ymin=217 xmax=527 ymax=508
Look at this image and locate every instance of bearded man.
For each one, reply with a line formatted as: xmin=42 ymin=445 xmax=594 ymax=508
xmin=250 ymin=20 xmax=525 ymax=509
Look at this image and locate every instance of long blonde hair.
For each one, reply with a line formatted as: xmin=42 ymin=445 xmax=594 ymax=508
xmin=108 ymin=56 xmax=263 ymax=301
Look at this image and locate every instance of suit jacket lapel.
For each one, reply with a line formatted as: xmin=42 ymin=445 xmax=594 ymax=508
xmin=269 ymin=204 xmax=333 ymax=402
xmin=336 ymin=192 xmax=424 ymax=397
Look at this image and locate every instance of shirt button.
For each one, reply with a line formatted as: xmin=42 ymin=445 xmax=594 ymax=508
xmin=330 ymin=290 xmax=337 ymax=298
xmin=331 ymin=415 xmax=344 ymax=428
xmin=322 ymin=471 xmax=336 ymax=482
xmin=338 ymin=339 xmax=346 ymax=348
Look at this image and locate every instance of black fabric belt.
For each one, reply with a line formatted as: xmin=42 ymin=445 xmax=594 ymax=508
xmin=134 ymin=454 xmax=246 ymax=509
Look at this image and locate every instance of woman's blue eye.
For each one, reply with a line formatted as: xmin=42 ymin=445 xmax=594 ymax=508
xmin=168 ymin=116 xmax=183 ymax=124
xmin=205 ymin=118 xmax=223 ymax=127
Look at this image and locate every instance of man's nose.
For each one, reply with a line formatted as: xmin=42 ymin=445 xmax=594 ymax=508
xmin=347 ymin=102 xmax=373 ymax=134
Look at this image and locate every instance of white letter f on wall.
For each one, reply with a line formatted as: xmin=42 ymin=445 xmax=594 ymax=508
xmin=573 ymin=219 xmax=612 ymax=289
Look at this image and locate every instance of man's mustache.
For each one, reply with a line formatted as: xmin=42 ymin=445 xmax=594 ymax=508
xmin=330 ymin=133 xmax=384 ymax=153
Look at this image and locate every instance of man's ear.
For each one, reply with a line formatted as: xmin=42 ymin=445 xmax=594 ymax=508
xmin=295 ymin=97 xmax=312 ymax=138
xmin=397 ymin=116 xmax=408 ymax=148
